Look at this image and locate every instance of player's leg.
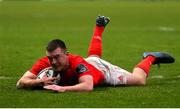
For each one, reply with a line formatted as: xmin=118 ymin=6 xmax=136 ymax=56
xmin=87 ymin=16 xmax=110 ymax=58
xmin=125 ymin=58 xmax=155 ymax=85
xmin=126 ymin=52 xmax=175 ymax=85
xmin=86 ymin=52 xmax=174 ymax=86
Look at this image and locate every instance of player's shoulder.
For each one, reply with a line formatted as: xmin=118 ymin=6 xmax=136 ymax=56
xmin=29 ymin=56 xmax=50 ymax=75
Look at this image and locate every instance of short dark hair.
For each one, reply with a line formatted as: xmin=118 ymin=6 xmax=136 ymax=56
xmin=46 ymin=39 xmax=67 ymax=52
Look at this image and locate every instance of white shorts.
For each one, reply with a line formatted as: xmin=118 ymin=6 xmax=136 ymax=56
xmin=85 ymin=56 xmax=130 ymax=86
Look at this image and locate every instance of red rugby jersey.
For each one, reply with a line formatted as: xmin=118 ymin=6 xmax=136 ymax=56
xmin=29 ymin=54 xmax=105 ymax=86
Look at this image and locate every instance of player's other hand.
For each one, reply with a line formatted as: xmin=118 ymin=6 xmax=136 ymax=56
xmin=44 ymin=85 xmax=65 ymax=92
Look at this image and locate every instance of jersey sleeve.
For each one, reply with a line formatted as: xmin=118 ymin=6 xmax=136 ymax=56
xmin=29 ymin=57 xmax=51 ymax=75
xmin=71 ymin=56 xmax=93 ymax=77
xmin=74 ymin=59 xmax=105 ymax=86
xmin=75 ymin=62 xmax=93 ymax=77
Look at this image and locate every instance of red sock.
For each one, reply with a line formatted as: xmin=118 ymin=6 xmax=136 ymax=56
xmin=87 ymin=26 xmax=104 ymax=57
xmin=135 ymin=56 xmax=156 ymax=76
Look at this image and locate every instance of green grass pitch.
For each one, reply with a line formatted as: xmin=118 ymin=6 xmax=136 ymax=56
xmin=0 ymin=0 xmax=180 ymax=108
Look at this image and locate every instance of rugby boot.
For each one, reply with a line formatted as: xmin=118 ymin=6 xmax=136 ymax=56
xmin=96 ymin=16 xmax=110 ymax=27
xmin=143 ymin=52 xmax=175 ymax=65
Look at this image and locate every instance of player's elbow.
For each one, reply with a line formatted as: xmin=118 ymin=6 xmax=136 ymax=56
xmin=83 ymin=83 xmax=93 ymax=92
xmin=16 ymin=78 xmax=29 ymax=89
xmin=83 ymin=86 xmax=93 ymax=92
xmin=86 ymin=85 xmax=93 ymax=92
xmin=16 ymin=80 xmax=24 ymax=89
xmin=79 ymin=75 xmax=94 ymax=92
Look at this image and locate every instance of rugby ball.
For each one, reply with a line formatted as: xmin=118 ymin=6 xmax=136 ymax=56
xmin=37 ymin=67 xmax=61 ymax=85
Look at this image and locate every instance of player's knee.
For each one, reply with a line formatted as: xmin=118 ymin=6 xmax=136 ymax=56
xmin=137 ymin=78 xmax=146 ymax=86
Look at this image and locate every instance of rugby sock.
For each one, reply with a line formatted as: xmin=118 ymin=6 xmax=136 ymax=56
xmin=88 ymin=26 xmax=104 ymax=57
xmin=135 ymin=56 xmax=156 ymax=76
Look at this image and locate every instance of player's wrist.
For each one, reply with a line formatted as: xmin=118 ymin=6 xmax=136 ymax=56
xmin=58 ymin=86 xmax=66 ymax=93
xmin=36 ymin=79 xmax=44 ymax=87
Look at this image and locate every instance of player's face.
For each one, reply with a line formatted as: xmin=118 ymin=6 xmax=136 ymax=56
xmin=46 ymin=47 xmax=69 ymax=72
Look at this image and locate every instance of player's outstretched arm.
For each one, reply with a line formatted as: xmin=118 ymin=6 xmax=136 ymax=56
xmin=16 ymin=71 xmax=57 ymax=89
xmin=44 ymin=75 xmax=94 ymax=92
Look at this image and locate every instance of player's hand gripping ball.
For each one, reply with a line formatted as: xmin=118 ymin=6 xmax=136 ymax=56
xmin=37 ymin=67 xmax=61 ymax=85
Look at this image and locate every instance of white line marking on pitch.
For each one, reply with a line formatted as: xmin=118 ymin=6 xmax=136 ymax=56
xmin=150 ymin=75 xmax=180 ymax=79
xmin=177 ymin=75 xmax=180 ymax=78
xmin=0 ymin=76 xmax=17 ymax=80
xmin=159 ymin=26 xmax=175 ymax=32
xmin=150 ymin=75 xmax=164 ymax=79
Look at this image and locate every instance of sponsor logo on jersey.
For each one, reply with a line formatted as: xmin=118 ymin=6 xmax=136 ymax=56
xmin=76 ymin=64 xmax=88 ymax=74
